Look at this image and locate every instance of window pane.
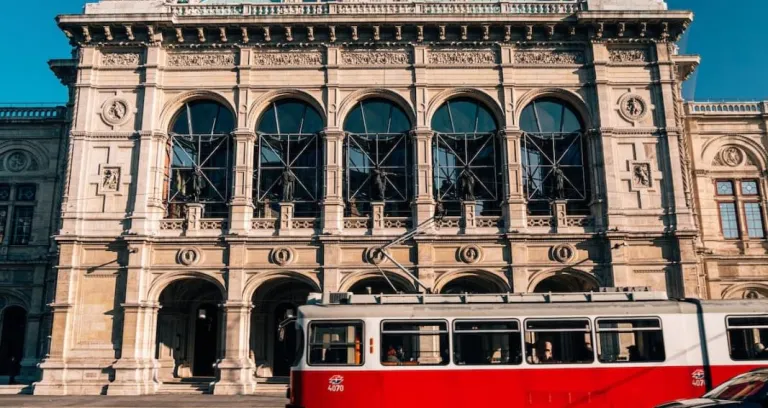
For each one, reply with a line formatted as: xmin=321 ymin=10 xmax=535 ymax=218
xmin=16 ymin=185 xmax=36 ymax=201
xmin=728 ymin=316 xmax=768 ymax=327
xmin=308 ymin=322 xmax=363 ymax=366
xmin=719 ymin=202 xmax=740 ymax=239
xmin=381 ymin=321 xmax=449 ymax=366
xmin=742 ymin=180 xmax=759 ymax=196
xmin=0 ymin=206 xmax=7 ymax=243
xmin=525 ymin=319 xmax=593 ymax=364
xmin=454 ymin=320 xmax=522 ymax=366
xmin=596 ymin=319 xmax=665 ymax=363
xmin=717 ymin=181 xmax=735 ymax=196
xmin=11 ymin=206 xmax=33 ymax=245
xmin=744 ymin=203 xmax=765 ymax=239
xmin=0 ymin=185 xmax=10 ymax=201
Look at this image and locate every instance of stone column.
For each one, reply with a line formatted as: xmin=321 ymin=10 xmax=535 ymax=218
xmin=213 ymin=302 xmax=256 ymax=395
xmin=229 ymin=130 xmax=256 ymax=234
xmin=411 ymin=129 xmax=435 ymax=227
xmin=321 ymin=130 xmax=345 ymax=234
xmin=500 ymin=129 xmax=526 ymax=231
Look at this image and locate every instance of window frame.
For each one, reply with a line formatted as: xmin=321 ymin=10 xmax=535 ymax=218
xmin=523 ymin=317 xmax=595 ymax=365
xmin=0 ymin=183 xmax=37 ymax=246
xmin=380 ymin=319 xmax=450 ymax=367
xmin=714 ymin=179 xmax=767 ymax=241
xmin=594 ymin=316 xmax=666 ymax=364
xmin=452 ymin=318 xmax=523 ymax=366
xmin=306 ymin=319 xmax=365 ymax=367
xmin=725 ymin=314 xmax=768 ymax=362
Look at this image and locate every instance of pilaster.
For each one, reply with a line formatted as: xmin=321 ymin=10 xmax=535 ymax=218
xmin=212 ymin=302 xmax=256 ymax=395
xmin=321 ymin=130 xmax=345 ymax=234
xmin=500 ymin=129 xmax=526 ymax=231
xmin=229 ymin=130 xmax=256 ymax=234
xmin=411 ymin=129 xmax=434 ymax=227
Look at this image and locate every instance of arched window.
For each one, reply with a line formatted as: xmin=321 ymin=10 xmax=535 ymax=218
xmin=166 ymin=100 xmax=235 ymax=218
xmin=432 ymin=98 xmax=501 ymax=216
xmin=520 ymin=98 xmax=590 ymax=215
xmin=255 ymin=99 xmax=324 ymax=218
xmin=344 ymin=98 xmax=413 ymax=217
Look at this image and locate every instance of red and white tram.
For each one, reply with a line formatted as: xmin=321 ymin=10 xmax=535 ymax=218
xmin=285 ymin=291 xmax=768 ymax=408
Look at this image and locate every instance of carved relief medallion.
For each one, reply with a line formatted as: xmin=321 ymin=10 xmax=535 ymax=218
xmin=177 ymin=247 xmax=202 ymax=266
xmin=6 ymin=151 xmax=29 ymax=172
xmin=101 ymin=97 xmax=133 ymax=127
xmin=271 ymin=247 xmax=296 ymax=266
xmin=631 ymin=162 xmax=652 ymax=189
xmin=458 ymin=245 xmax=483 ymax=264
xmin=365 ymin=247 xmax=388 ymax=265
xmin=551 ymin=243 xmax=576 ymax=264
xmin=720 ymin=146 xmax=744 ymax=167
xmin=102 ymin=167 xmax=120 ymax=191
xmin=618 ymin=94 xmax=648 ymax=123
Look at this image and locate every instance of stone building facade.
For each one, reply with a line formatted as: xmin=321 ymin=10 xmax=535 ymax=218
xmin=17 ymin=0 xmax=768 ymax=396
xmin=0 ymin=103 xmax=70 ymax=387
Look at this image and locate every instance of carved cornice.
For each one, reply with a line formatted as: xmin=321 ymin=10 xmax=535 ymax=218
xmin=515 ymin=49 xmax=584 ymax=65
xmin=252 ymin=50 xmax=322 ymax=66
xmin=428 ymin=49 xmax=495 ymax=65
xmin=341 ymin=49 xmax=410 ymax=66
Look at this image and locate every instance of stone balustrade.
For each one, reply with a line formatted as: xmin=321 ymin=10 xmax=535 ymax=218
xmin=686 ymin=102 xmax=766 ymax=115
xmin=0 ymin=106 xmax=67 ymax=120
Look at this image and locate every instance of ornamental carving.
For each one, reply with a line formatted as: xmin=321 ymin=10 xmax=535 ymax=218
xmin=252 ymin=51 xmax=322 ymax=66
xmin=177 ymin=247 xmax=202 ymax=266
xmin=551 ymin=243 xmax=576 ymax=264
xmin=632 ymin=162 xmax=652 ymax=189
xmin=270 ymin=247 xmax=295 ymax=266
xmin=341 ymin=50 xmax=409 ymax=66
xmin=365 ymin=247 xmax=388 ymax=265
xmin=609 ymin=49 xmax=649 ymax=63
xmin=101 ymin=52 xmax=140 ymax=67
xmin=167 ymin=52 xmax=236 ymax=67
xmin=101 ymin=97 xmax=133 ymax=127
xmin=717 ymin=146 xmax=745 ymax=167
xmin=618 ymin=94 xmax=648 ymax=122
xmin=102 ymin=167 xmax=120 ymax=191
xmin=6 ymin=151 xmax=29 ymax=172
xmin=458 ymin=245 xmax=482 ymax=264
xmin=428 ymin=50 xmax=496 ymax=65
xmin=515 ymin=50 xmax=584 ymax=65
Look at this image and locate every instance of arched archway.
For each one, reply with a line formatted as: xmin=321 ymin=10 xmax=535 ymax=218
xmin=722 ymin=283 xmax=768 ymax=300
xmin=435 ymin=270 xmax=509 ymax=294
xmin=0 ymin=306 xmax=26 ymax=382
xmin=250 ymin=278 xmax=315 ymax=378
xmin=532 ymin=270 xmax=599 ymax=293
xmin=340 ymin=270 xmax=417 ymax=295
xmin=154 ymin=278 xmax=224 ymax=381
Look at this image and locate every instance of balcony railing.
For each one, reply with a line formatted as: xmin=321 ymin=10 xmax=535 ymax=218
xmin=169 ymin=0 xmax=584 ymax=17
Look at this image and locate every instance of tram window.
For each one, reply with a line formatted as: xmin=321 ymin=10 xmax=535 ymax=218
xmin=726 ymin=316 xmax=768 ymax=361
xmin=595 ymin=318 xmax=665 ymax=363
xmin=453 ymin=320 xmax=523 ymax=365
xmin=381 ymin=321 xmax=449 ymax=366
xmin=308 ymin=321 xmax=364 ymax=366
xmin=524 ymin=319 xmax=593 ymax=364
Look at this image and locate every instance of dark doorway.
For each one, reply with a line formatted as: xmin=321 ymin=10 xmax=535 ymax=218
xmin=0 ymin=306 xmax=26 ymax=381
xmin=193 ymin=304 xmax=218 ymax=377
xmin=272 ymin=303 xmax=297 ymax=377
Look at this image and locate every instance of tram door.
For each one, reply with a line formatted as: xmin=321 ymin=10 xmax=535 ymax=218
xmin=273 ymin=303 xmax=297 ymax=376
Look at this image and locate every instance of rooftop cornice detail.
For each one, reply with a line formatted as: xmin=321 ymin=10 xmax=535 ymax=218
xmin=686 ymin=102 xmax=767 ymax=117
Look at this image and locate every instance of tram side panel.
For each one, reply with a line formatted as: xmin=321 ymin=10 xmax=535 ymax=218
xmin=700 ymin=308 xmax=768 ymax=387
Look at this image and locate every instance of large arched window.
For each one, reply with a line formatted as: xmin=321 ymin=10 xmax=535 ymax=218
xmin=166 ymin=100 xmax=235 ymax=218
xmin=343 ymin=98 xmax=413 ymax=217
xmin=432 ymin=98 xmax=501 ymax=216
xmin=255 ymin=99 xmax=324 ymax=218
xmin=520 ymin=98 xmax=590 ymax=215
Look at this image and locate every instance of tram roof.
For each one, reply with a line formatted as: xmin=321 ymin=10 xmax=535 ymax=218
xmin=297 ymin=294 xmax=768 ymax=320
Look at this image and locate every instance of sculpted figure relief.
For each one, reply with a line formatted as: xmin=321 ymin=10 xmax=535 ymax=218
xmin=281 ymin=167 xmax=296 ymax=202
xmin=459 ymin=167 xmax=475 ymax=201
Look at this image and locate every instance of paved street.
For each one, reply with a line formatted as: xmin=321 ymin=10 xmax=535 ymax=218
xmin=0 ymin=395 xmax=288 ymax=407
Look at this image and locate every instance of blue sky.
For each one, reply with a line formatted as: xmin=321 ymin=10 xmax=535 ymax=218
xmin=0 ymin=0 xmax=765 ymax=104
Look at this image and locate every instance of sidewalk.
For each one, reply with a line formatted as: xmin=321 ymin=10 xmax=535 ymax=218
xmin=0 ymin=395 xmax=288 ymax=407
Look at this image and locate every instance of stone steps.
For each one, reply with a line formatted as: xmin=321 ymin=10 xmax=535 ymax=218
xmin=0 ymin=385 xmax=32 ymax=395
xmin=254 ymin=377 xmax=288 ymax=396
xmin=156 ymin=379 xmax=213 ymax=395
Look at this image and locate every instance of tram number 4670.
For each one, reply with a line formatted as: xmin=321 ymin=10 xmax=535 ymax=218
xmin=327 ymin=375 xmax=345 ymax=392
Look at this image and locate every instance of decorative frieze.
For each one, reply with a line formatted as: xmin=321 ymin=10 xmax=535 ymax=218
xmin=609 ymin=49 xmax=649 ymax=63
xmin=428 ymin=49 xmax=496 ymax=65
xmin=252 ymin=50 xmax=322 ymax=66
xmin=341 ymin=50 xmax=409 ymax=66
xmin=101 ymin=52 xmax=140 ymax=67
xmin=515 ymin=50 xmax=584 ymax=65
xmin=167 ymin=51 xmax=236 ymax=67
